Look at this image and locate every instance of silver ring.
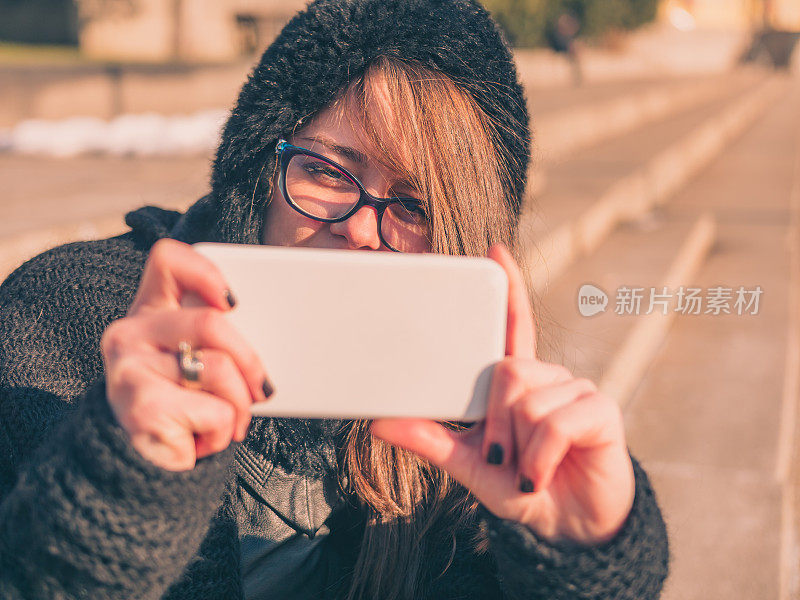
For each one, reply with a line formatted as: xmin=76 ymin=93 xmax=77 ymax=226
xmin=177 ymin=341 xmax=204 ymax=390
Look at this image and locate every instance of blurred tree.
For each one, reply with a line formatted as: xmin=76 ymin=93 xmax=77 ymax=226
xmin=0 ymin=0 xmax=80 ymax=44
xmin=483 ymin=0 xmax=550 ymax=46
xmin=482 ymin=0 xmax=659 ymax=47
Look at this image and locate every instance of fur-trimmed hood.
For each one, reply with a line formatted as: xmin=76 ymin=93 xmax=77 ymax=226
xmin=175 ymin=0 xmax=531 ymax=247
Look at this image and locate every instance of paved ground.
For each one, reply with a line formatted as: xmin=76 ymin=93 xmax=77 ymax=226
xmin=521 ymin=72 xmax=759 ymax=242
xmin=526 ymin=72 xmax=745 ymax=115
xmin=625 ymin=76 xmax=800 ymax=600
xmin=535 ymin=73 xmax=799 ymax=599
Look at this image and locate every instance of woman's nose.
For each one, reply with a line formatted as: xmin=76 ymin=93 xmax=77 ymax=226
xmin=328 ymin=205 xmax=383 ymax=250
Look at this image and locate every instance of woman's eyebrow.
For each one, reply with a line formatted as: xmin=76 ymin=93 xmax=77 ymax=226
xmin=296 ymin=135 xmax=367 ymax=165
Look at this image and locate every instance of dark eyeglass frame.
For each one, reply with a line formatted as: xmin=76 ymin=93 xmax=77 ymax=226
xmin=274 ymin=138 xmax=429 ymax=252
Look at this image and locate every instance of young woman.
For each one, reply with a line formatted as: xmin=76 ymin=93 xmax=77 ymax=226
xmin=0 ymin=1 xmax=669 ymax=599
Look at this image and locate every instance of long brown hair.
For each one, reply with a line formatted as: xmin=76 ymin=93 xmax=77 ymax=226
xmin=288 ymin=56 xmax=533 ymax=599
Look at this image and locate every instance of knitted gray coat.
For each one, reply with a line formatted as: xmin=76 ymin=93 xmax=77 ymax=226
xmin=0 ymin=205 xmax=669 ymax=599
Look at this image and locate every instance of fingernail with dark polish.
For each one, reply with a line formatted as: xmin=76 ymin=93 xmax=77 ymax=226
xmin=486 ymin=443 xmax=504 ymax=465
xmin=262 ymin=378 xmax=275 ymax=399
xmin=224 ymin=289 xmax=237 ymax=308
xmin=519 ymin=476 xmax=535 ymax=493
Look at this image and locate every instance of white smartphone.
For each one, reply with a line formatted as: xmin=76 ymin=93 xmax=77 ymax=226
xmin=190 ymin=243 xmax=507 ymax=421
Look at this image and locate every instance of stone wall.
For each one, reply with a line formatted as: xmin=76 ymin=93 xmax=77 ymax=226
xmin=0 ymin=61 xmax=252 ymax=127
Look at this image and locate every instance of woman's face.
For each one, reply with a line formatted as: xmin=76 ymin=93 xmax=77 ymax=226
xmin=261 ymin=91 xmax=424 ymax=252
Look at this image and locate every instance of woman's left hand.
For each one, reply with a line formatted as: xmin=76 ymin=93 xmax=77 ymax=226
xmin=370 ymin=243 xmax=635 ymax=546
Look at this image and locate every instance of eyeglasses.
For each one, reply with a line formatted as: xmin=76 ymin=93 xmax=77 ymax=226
xmin=274 ymin=139 xmax=431 ymax=253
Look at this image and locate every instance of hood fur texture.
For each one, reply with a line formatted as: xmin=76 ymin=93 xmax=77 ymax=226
xmin=206 ymin=0 xmax=531 ymax=246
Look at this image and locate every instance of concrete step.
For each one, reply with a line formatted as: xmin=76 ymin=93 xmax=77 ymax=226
xmin=531 ymin=67 xmax=767 ymax=165
xmin=537 ymin=213 xmax=715 ymax=392
xmin=527 ymin=76 xmax=702 ymax=115
xmin=612 ymin=76 xmax=800 ymax=600
xmin=521 ymin=74 xmax=786 ymax=294
xmin=0 ymin=154 xmax=205 ymax=240
xmin=0 ymin=155 xmax=204 ymax=281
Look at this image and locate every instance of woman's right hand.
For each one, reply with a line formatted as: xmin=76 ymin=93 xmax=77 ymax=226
xmin=100 ymin=238 xmax=274 ymax=471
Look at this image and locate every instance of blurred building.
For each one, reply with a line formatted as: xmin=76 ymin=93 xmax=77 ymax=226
xmin=658 ymin=0 xmax=800 ymax=30
xmin=77 ymin=0 xmax=307 ymax=62
xmin=73 ymin=0 xmax=800 ymax=63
